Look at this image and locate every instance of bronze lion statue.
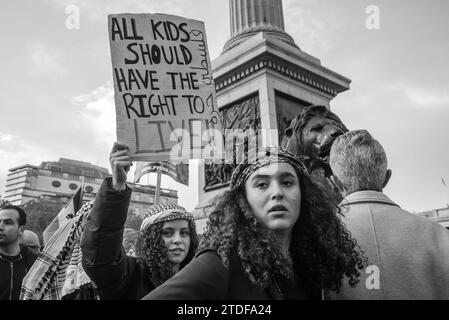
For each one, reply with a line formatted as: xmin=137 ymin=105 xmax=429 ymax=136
xmin=281 ymin=105 xmax=348 ymax=203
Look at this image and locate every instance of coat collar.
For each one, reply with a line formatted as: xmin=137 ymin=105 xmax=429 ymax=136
xmin=339 ymin=190 xmax=400 ymax=208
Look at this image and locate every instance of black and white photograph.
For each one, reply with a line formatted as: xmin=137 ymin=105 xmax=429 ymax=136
xmin=1 ymin=0 xmax=449 ymax=311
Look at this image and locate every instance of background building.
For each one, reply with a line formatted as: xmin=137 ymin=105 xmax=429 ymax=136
xmin=416 ymin=207 xmax=449 ymax=229
xmin=3 ymin=157 xmax=178 ymax=218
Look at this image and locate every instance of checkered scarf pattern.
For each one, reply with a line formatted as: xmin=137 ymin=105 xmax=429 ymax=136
xmin=140 ymin=203 xmax=194 ymax=231
xmin=20 ymin=201 xmax=98 ymax=300
xmin=230 ymin=146 xmax=308 ymax=189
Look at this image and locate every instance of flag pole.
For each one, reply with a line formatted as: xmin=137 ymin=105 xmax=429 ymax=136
xmin=155 ymin=168 xmax=162 ymax=204
xmin=442 ymin=177 xmax=449 ymax=207
xmin=80 ymin=176 xmax=85 ymax=206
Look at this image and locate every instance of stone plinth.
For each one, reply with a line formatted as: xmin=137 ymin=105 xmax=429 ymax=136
xmin=192 ymin=0 xmax=351 ymax=232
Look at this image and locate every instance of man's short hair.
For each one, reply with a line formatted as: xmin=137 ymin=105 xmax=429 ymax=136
xmin=330 ymin=129 xmax=388 ymax=194
xmin=1 ymin=205 xmax=27 ymax=226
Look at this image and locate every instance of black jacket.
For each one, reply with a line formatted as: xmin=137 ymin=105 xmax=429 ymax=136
xmin=0 ymin=245 xmax=37 ymax=300
xmin=143 ymin=248 xmax=313 ymax=300
xmin=81 ymin=178 xmax=155 ymax=299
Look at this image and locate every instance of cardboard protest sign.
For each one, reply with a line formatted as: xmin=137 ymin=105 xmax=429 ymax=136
xmin=109 ymin=13 xmax=220 ymax=161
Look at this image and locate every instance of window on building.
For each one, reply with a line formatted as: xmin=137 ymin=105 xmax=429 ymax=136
xmin=4 ymin=188 xmax=25 ymax=196
xmin=4 ymin=194 xmax=22 ymax=203
xmin=6 ymin=180 xmax=27 ymax=189
xmin=69 ymin=183 xmax=78 ymax=190
xmin=7 ymin=171 xmax=28 ymax=180
xmin=81 ymin=169 xmax=97 ymax=178
xmin=85 ymin=177 xmax=96 ymax=183
xmin=52 ymin=180 xmax=61 ymax=188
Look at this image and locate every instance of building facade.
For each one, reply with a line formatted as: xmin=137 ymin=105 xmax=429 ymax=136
xmin=3 ymin=158 xmax=177 ymax=218
xmin=416 ymin=207 xmax=449 ymax=229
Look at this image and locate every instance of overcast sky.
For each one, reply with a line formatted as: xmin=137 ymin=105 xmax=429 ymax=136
xmin=0 ymin=0 xmax=448 ymax=212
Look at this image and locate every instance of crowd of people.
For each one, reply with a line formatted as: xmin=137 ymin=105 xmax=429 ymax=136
xmin=2 ymin=120 xmax=449 ymax=300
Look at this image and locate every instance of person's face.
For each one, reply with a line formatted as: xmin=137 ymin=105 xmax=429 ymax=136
xmin=244 ymin=162 xmax=301 ymax=232
xmin=161 ymin=219 xmax=191 ymax=268
xmin=0 ymin=209 xmax=24 ymax=246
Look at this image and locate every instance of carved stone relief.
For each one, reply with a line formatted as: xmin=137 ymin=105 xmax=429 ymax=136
xmin=275 ymin=91 xmax=311 ymax=143
xmin=204 ymin=94 xmax=261 ymax=190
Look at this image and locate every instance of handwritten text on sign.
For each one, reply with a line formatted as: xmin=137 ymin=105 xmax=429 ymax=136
xmin=109 ymin=14 xmax=219 ymax=160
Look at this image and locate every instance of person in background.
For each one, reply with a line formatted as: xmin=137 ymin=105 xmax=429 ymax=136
xmin=81 ymin=142 xmax=199 ymax=299
xmin=144 ymin=146 xmax=365 ymax=300
xmin=0 ymin=205 xmax=38 ymax=300
xmin=329 ymin=129 xmax=449 ymax=299
xmin=20 ymin=230 xmax=41 ymax=255
xmin=123 ymin=228 xmax=138 ymax=257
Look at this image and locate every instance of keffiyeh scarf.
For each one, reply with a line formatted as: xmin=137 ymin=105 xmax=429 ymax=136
xmin=20 ymin=202 xmax=99 ymax=300
xmin=140 ymin=203 xmax=193 ymax=231
xmin=230 ymin=146 xmax=308 ymax=189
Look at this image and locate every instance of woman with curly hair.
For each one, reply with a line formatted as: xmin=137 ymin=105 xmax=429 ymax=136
xmin=144 ymin=146 xmax=365 ymax=300
xmin=134 ymin=203 xmax=198 ymax=287
xmin=81 ymin=142 xmax=198 ymax=299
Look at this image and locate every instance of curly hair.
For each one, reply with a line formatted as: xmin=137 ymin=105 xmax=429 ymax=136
xmin=135 ymin=219 xmax=199 ymax=287
xmin=200 ymin=168 xmax=365 ymax=297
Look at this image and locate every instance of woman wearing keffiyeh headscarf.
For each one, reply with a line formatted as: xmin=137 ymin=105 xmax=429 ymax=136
xmin=135 ymin=203 xmax=198 ymax=287
xmin=80 ymin=142 xmax=198 ymax=299
xmin=143 ymin=146 xmax=365 ymax=300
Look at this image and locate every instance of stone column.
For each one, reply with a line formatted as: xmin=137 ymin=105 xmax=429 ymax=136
xmin=224 ymin=0 xmax=296 ymax=51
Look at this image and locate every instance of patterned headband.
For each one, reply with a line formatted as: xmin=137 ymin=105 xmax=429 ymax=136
xmin=230 ymin=146 xmax=308 ymax=189
xmin=140 ymin=203 xmax=194 ymax=231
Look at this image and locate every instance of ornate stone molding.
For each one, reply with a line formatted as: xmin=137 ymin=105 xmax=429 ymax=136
xmin=215 ymin=56 xmax=340 ymax=97
xmin=224 ymin=28 xmax=296 ymax=52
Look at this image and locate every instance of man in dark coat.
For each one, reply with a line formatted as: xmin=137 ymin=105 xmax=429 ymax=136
xmin=80 ymin=142 xmax=198 ymax=299
xmin=0 ymin=205 xmax=37 ymax=300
